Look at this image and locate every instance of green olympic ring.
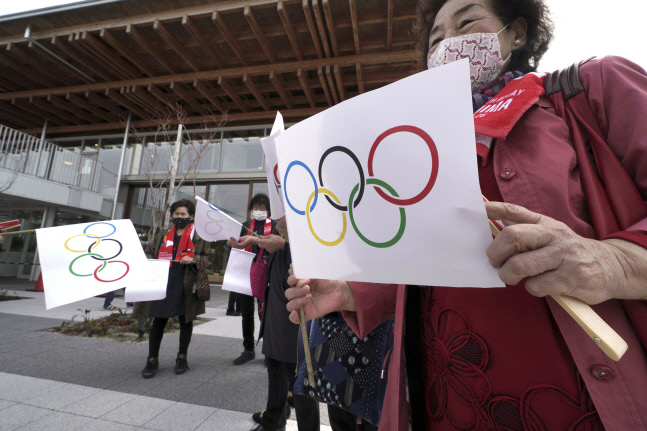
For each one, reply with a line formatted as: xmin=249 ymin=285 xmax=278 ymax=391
xmin=348 ymin=178 xmax=406 ymax=248
xmin=69 ymin=253 xmax=107 ymax=277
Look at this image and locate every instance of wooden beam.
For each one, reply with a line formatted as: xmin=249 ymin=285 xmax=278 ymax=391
xmin=6 ymin=43 xmax=65 ymax=87
xmin=333 ymin=64 xmax=344 ymax=101
xmin=47 ymin=94 xmax=97 ymax=123
xmin=349 ymin=0 xmax=360 ymax=55
xmin=126 ymin=24 xmax=179 ymax=75
xmin=85 ymin=91 xmax=127 ymax=119
xmin=66 ymin=92 xmax=115 ymax=122
xmin=147 ymin=84 xmax=177 ymax=109
xmin=12 ymin=98 xmax=72 ymax=126
xmin=302 ymin=0 xmax=323 ymax=59
xmin=105 ymin=88 xmax=147 ymax=118
xmin=100 ymin=28 xmax=157 ymax=77
xmin=322 ymin=0 xmax=339 ymax=57
xmin=297 ymin=68 xmax=316 ymax=108
xmin=244 ymin=6 xmax=276 ymax=64
xmin=82 ymin=31 xmax=139 ymax=79
xmin=182 ymin=15 xmax=226 ymax=69
xmin=20 ymin=108 xmax=326 ymax=136
xmin=218 ymin=76 xmax=248 ymax=112
xmin=0 ymin=50 xmax=418 ymax=101
xmin=387 ymin=0 xmax=393 ymax=51
xmin=312 ymin=0 xmax=331 ymax=58
xmin=212 ymin=11 xmax=250 ymax=67
xmin=193 ymin=80 xmax=227 ymax=114
xmin=51 ymin=34 xmax=112 ymax=82
xmin=71 ymin=31 xmax=121 ymax=80
xmin=0 ymin=46 xmax=55 ymax=88
xmin=324 ymin=65 xmax=338 ymax=104
xmin=317 ymin=65 xmax=332 ymax=106
xmin=170 ymin=81 xmax=209 ymax=116
xmin=0 ymin=102 xmax=38 ymax=129
xmin=154 ymin=19 xmax=202 ymax=72
xmin=243 ymin=74 xmax=270 ymax=111
xmin=128 ymin=86 xmax=159 ymax=112
xmin=269 ymin=71 xmax=293 ymax=109
xmin=30 ymin=97 xmax=83 ymax=125
xmin=277 ymin=2 xmax=303 ymax=61
xmin=356 ymin=62 xmax=364 ymax=94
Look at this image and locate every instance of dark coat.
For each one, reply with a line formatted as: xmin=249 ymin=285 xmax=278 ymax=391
xmin=132 ymin=227 xmax=214 ymax=322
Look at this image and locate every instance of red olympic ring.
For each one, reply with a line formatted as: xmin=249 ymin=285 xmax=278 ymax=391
xmin=367 ymin=125 xmax=439 ymax=206
xmin=273 ymin=164 xmax=281 ymax=185
xmin=93 ymin=261 xmax=129 ymax=282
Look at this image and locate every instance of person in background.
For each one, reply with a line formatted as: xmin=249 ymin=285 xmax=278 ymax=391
xmin=102 ymin=287 xmax=133 ymax=311
xmin=227 ymin=193 xmax=275 ymax=366
xmin=225 ymin=291 xmax=241 ymax=316
xmin=140 ymin=198 xmax=214 ymax=379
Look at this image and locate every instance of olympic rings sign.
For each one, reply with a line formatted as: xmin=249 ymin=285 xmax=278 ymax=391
xmin=283 ymin=125 xmax=439 ymax=248
xmin=205 ymin=203 xmax=233 ymax=236
xmin=64 ymin=222 xmax=130 ymax=282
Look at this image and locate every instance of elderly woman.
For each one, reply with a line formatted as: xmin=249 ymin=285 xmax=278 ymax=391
xmin=138 ymin=198 xmax=214 ymax=379
xmin=285 ymin=0 xmax=647 ymax=430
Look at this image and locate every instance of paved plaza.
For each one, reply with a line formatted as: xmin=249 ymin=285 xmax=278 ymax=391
xmin=0 ymin=280 xmax=331 ymax=431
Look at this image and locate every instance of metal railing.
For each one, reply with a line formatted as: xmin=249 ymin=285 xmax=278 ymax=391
xmin=0 ymin=124 xmax=114 ymax=200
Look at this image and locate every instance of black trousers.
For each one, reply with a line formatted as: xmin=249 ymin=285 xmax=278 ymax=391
xmin=240 ymin=294 xmax=256 ymax=351
xmin=263 ymin=357 xmax=320 ymax=431
xmin=227 ymin=292 xmax=241 ymax=312
xmin=327 ymin=405 xmax=378 ymax=431
xmin=148 ymin=315 xmax=193 ymax=358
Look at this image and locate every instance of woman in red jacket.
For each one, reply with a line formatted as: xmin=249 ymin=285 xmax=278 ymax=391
xmin=285 ymin=0 xmax=647 ymax=429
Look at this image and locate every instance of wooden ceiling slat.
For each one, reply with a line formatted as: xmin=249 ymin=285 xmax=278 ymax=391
xmin=297 ymin=68 xmax=316 ymax=108
xmin=302 ymin=0 xmax=323 ymax=59
xmin=85 ymin=90 xmax=127 ymax=119
xmin=277 ymin=2 xmax=303 ymax=62
xmin=349 ymin=0 xmax=360 ymax=55
xmin=311 ymin=0 xmax=331 ymax=58
xmin=356 ymin=62 xmax=364 ymax=94
xmin=333 ymin=64 xmax=345 ymax=101
xmin=243 ymin=74 xmax=270 ymax=111
xmin=0 ymin=50 xmax=417 ymax=101
xmin=0 ymin=102 xmax=38 ymax=129
xmin=147 ymin=84 xmax=177 ymax=109
xmin=127 ymin=86 xmax=159 ymax=113
xmin=170 ymin=81 xmax=209 ymax=116
xmin=82 ymin=31 xmax=140 ymax=79
xmin=317 ymin=65 xmax=332 ymax=106
xmin=66 ymin=92 xmax=115 ymax=122
xmin=193 ymin=80 xmax=226 ymax=115
xmin=182 ymin=16 xmax=227 ymax=69
xmin=0 ymin=47 xmax=56 ymax=88
xmin=100 ymin=28 xmax=157 ymax=77
xmin=30 ymin=97 xmax=84 ymax=125
xmin=212 ymin=12 xmax=251 ymax=67
xmin=47 ymin=94 xmax=98 ymax=123
xmin=324 ymin=65 xmax=338 ymax=104
xmin=126 ymin=24 xmax=179 ymax=75
xmin=244 ymin=6 xmax=276 ymax=64
xmin=154 ymin=19 xmax=202 ymax=72
xmin=322 ymin=0 xmax=339 ymax=57
xmin=105 ymin=88 xmax=147 ymax=118
xmin=12 ymin=98 xmax=71 ymax=126
xmin=269 ymin=71 xmax=293 ymax=110
xmin=6 ymin=43 xmax=67 ymax=87
xmin=72 ymin=31 xmax=122 ymax=80
xmin=387 ymin=0 xmax=394 ymax=51
xmin=218 ymin=76 xmax=248 ymax=113
xmin=51 ymin=34 xmax=112 ymax=82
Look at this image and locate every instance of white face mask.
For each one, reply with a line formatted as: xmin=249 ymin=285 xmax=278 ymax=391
xmin=252 ymin=210 xmax=268 ymax=221
xmin=427 ymin=25 xmax=511 ymax=90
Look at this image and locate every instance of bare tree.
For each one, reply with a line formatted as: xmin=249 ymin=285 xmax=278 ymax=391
xmin=0 ymin=151 xmax=27 ymax=194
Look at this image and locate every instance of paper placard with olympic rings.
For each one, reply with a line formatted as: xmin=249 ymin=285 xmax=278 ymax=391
xmin=275 ymin=59 xmax=504 ymax=288
xmin=35 ymin=219 xmax=151 ymax=309
xmin=260 ymin=112 xmax=286 ymax=220
xmin=194 ymin=196 xmax=245 ymax=242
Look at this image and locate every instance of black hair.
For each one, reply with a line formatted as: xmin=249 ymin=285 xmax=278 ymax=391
xmin=170 ymin=198 xmax=195 ymax=217
xmin=248 ymin=193 xmax=270 ymax=215
xmin=413 ymin=0 xmax=553 ymax=73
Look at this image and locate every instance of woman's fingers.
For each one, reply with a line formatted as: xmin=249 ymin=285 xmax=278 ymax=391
xmin=497 ymin=245 xmax=564 ymax=285
xmin=285 ymin=284 xmax=310 ymax=301
xmin=285 ymin=293 xmax=312 ymax=313
xmin=289 ymin=310 xmax=301 ymax=324
xmin=487 ymin=223 xmax=558 ymax=269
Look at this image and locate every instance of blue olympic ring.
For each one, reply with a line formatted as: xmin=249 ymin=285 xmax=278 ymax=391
xmin=208 ymin=203 xmax=221 ymax=212
xmin=284 ymin=161 xmax=318 ymax=216
xmin=83 ymin=222 xmax=116 ymax=238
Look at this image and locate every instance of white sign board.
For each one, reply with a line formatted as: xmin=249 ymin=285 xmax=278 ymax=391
xmin=276 ymin=60 xmax=504 ymax=287
xmin=260 ymin=112 xmax=286 ymax=219
xmin=221 ymin=248 xmax=254 ymax=296
xmin=124 ymin=259 xmax=169 ymax=303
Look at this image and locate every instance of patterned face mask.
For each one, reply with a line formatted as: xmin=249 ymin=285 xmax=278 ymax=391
xmin=427 ymin=25 xmax=511 ymax=90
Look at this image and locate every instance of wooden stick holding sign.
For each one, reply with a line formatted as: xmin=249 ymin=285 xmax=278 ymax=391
xmin=485 ymin=197 xmax=628 ymax=361
xmin=0 ymin=228 xmax=35 ymax=236
xmin=299 ymin=307 xmax=316 ymax=387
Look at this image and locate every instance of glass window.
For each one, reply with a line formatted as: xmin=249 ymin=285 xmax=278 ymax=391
xmin=139 ymin=142 xmax=173 ymax=175
xmin=179 ymin=140 xmax=221 ymax=174
xmin=220 ymin=136 xmax=264 ymax=172
xmin=97 ymin=141 xmax=130 ymax=175
xmin=207 ymin=183 xmax=250 ymax=223
xmin=0 ymin=207 xmax=43 ymax=279
xmin=174 ymin=184 xmax=207 ymax=202
xmin=129 ymin=187 xmax=167 ymax=239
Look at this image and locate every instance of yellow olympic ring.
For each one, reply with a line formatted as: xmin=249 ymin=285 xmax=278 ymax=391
xmin=306 ymin=188 xmax=347 ymax=246
xmin=64 ymin=234 xmax=101 ymax=253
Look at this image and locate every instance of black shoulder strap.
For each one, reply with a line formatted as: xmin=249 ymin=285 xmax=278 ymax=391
xmin=544 ymin=61 xmax=585 ymax=99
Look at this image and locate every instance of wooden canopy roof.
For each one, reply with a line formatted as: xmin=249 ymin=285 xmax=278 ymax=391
xmin=0 ymin=0 xmax=419 ymax=137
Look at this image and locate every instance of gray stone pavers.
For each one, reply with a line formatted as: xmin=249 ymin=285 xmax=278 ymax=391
xmin=0 ymin=403 xmax=51 ymax=430
xmin=16 ymin=411 xmax=94 ymax=431
xmin=78 ymin=418 xmax=139 ymax=431
xmin=98 ymin=395 xmax=176 ymax=427
xmin=142 ymin=402 xmax=215 ymax=431
xmin=61 ymin=389 xmax=136 ymax=418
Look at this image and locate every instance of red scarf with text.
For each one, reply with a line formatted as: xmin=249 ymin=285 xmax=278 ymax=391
xmin=245 ymin=218 xmax=273 ymax=252
xmin=158 ymin=223 xmax=195 ymax=265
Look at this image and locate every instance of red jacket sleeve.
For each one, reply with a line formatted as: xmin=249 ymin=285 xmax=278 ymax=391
xmin=341 ymin=281 xmax=398 ymax=338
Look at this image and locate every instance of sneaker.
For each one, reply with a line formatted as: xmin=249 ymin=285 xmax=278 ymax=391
xmin=175 ymin=353 xmax=190 ymax=375
xmin=142 ymin=357 xmax=158 ymax=379
xmin=226 ymin=309 xmax=242 ymax=316
xmin=233 ymin=350 xmax=255 ymax=365
xmin=103 ymin=305 xmax=119 ymax=311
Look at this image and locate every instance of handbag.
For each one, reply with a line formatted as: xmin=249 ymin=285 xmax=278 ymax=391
xmin=294 ymin=312 xmax=394 ymax=426
xmin=195 ymin=268 xmax=211 ymax=301
xmin=249 ymin=248 xmax=268 ymax=300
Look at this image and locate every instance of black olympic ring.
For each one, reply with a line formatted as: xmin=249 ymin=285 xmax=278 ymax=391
xmin=87 ymin=239 xmax=123 ymax=261
xmin=318 ymin=146 xmax=365 ymax=212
